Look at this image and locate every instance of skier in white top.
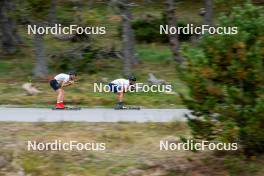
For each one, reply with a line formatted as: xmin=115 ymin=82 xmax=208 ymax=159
xmin=49 ymin=71 xmax=77 ymax=109
xmin=108 ymin=75 xmax=136 ymax=109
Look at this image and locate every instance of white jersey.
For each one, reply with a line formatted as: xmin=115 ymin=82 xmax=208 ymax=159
xmin=111 ymin=79 xmax=130 ymax=89
xmin=54 ymin=73 xmax=70 ymax=83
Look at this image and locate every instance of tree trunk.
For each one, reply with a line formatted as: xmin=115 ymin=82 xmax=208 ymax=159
xmin=0 ymin=0 xmax=18 ymax=54
xmin=10 ymin=19 xmax=22 ymax=45
xmin=120 ymin=0 xmax=138 ymax=76
xmin=33 ymin=31 xmax=48 ymax=78
xmin=204 ymin=0 xmax=213 ymax=25
xmin=164 ymin=0 xmax=183 ymax=64
xmin=121 ymin=9 xmax=132 ymax=76
xmin=87 ymin=0 xmax=94 ymax=8
xmin=48 ymin=0 xmax=57 ymax=24
xmin=7 ymin=0 xmax=22 ymax=45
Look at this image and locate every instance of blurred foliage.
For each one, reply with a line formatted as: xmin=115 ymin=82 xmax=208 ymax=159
xmin=215 ymin=0 xmax=251 ymax=14
xmin=26 ymin=0 xmax=51 ymax=21
xmin=181 ymin=2 xmax=264 ymax=155
xmin=117 ymin=15 xmax=193 ymax=43
xmin=49 ymin=45 xmax=108 ymax=74
xmin=132 ymin=16 xmax=168 ymax=43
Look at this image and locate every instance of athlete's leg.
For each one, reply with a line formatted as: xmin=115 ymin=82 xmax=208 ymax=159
xmin=56 ymin=88 xmax=64 ymax=103
xmin=115 ymin=92 xmax=125 ymax=109
xmin=55 ymin=88 xmax=65 ymax=108
xmin=117 ymin=92 xmax=124 ymax=102
xmin=60 ymin=89 xmax=65 ymax=103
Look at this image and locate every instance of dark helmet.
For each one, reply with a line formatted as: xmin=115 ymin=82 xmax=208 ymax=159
xmin=68 ymin=70 xmax=77 ymax=76
xmin=128 ymin=75 xmax=136 ymax=81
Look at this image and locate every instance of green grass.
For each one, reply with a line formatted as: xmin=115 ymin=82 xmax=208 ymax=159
xmin=137 ymin=44 xmax=172 ymax=62
xmin=0 ymin=1 xmax=202 ymax=107
xmin=1 ymin=122 xmax=263 ymax=176
xmin=0 ymin=42 xmax=187 ymax=107
xmin=0 ymin=122 xmax=190 ymax=176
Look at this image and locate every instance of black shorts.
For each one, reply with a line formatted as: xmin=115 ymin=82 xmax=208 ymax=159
xmin=108 ymin=83 xmax=122 ymax=93
xmin=50 ymin=79 xmax=61 ymax=91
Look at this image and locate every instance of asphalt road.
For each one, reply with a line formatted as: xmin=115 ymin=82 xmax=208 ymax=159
xmin=0 ymin=108 xmax=189 ymax=122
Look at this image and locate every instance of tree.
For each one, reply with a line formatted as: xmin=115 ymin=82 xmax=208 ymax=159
xmin=32 ymin=30 xmax=48 ymax=78
xmin=215 ymin=0 xmax=245 ymax=15
xmin=164 ymin=0 xmax=183 ymax=64
xmin=27 ymin=0 xmax=51 ymax=78
xmin=181 ymin=3 xmax=264 ymax=155
xmin=48 ymin=0 xmax=57 ymax=24
xmin=110 ymin=0 xmax=138 ymax=76
xmin=204 ymin=0 xmax=213 ymax=25
xmin=0 ymin=0 xmax=21 ymax=54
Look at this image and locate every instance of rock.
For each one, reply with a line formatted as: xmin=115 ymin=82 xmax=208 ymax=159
xmin=52 ymin=33 xmax=89 ymax=42
xmin=101 ymin=77 xmax=109 ymax=83
xmin=164 ymin=91 xmax=177 ymax=95
xmin=22 ymin=83 xmax=41 ymax=96
xmin=0 ymin=156 xmax=7 ymax=168
xmin=161 ymin=136 xmax=181 ymax=144
xmin=129 ymin=169 xmax=144 ymax=176
xmin=144 ymin=161 xmax=159 ymax=168
xmin=17 ymin=170 xmax=25 ymax=176
xmin=3 ymin=171 xmax=25 ymax=176
xmin=199 ymin=8 xmax=206 ymax=16
xmin=52 ymin=34 xmax=76 ymax=41
xmin=122 ymin=168 xmax=144 ymax=176
xmin=147 ymin=73 xmax=166 ymax=85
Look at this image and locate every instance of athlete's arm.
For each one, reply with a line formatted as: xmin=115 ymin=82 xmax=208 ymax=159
xmin=123 ymin=84 xmax=131 ymax=92
xmin=61 ymin=80 xmax=74 ymax=87
xmin=123 ymin=86 xmax=128 ymax=92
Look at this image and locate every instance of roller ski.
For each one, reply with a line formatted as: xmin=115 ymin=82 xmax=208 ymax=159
xmin=114 ymin=102 xmax=140 ymax=110
xmin=52 ymin=103 xmax=81 ymax=110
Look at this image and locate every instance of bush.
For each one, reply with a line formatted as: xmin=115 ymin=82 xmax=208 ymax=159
xmin=118 ymin=15 xmax=193 ymax=43
xmin=181 ymin=3 xmax=264 ymax=155
xmin=49 ymin=46 xmax=98 ymax=74
xmin=132 ymin=16 xmax=167 ymax=43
